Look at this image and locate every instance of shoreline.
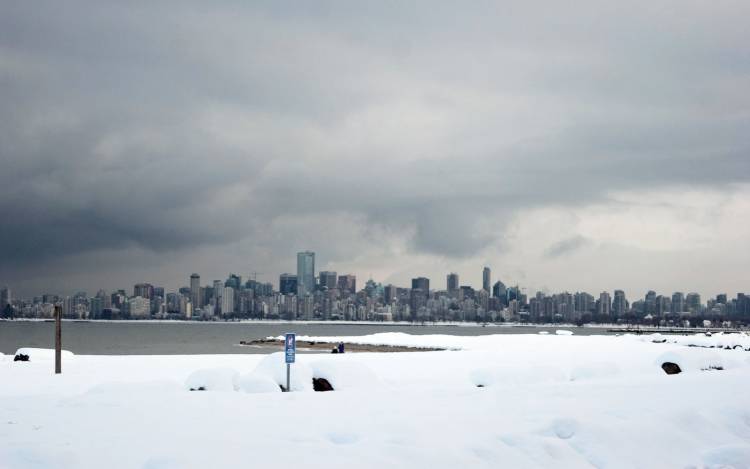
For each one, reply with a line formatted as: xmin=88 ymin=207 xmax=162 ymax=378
xmin=239 ymin=338 xmax=444 ymax=353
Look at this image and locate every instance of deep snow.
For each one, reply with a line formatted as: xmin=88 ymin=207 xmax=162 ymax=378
xmin=1 ymin=333 xmax=750 ymax=468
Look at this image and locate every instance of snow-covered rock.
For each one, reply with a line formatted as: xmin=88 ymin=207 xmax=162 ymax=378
xmin=655 ymin=349 xmax=724 ymax=373
xmin=14 ymin=348 xmax=74 ymax=361
xmin=309 ymin=358 xmax=380 ymax=391
xmin=252 ymin=352 xmax=313 ymax=391
xmin=555 ymin=330 xmax=573 ymax=336
xmin=237 ymin=373 xmax=281 ymax=393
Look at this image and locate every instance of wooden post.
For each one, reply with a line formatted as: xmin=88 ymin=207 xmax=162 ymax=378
xmin=55 ymin=305 xmax=62 ymax=374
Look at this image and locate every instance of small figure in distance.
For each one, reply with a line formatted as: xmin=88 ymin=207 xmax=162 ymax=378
xmin=331 ymin=347 xmax=338 ymax=354
xmin=338 ymin=341 xmax=345 ymax=354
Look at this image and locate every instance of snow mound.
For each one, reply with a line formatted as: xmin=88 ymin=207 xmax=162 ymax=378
xmin=555 ymin=330 xmax=573 ymax=336
xmin=14 ymin=348 xmax=74 ymax=361
xmin=184 ymin=368 xmax=239 ymax=391
xmin=538 ymin=331 xmax=549 ymax=335
xmin=238 ymin=373 xmax=282 ymax=394
xmin=650 ymin=333 xmax=667 ymax=343
xmin=656 ymin=349 xmax=724 ymax=373
xmin=252 ymin=352 xmax=313 ymax=392
xmin=309 ymin=359 xmax=380 ymax=391
xmin=470 ymin=366 xmax=567 ymax=388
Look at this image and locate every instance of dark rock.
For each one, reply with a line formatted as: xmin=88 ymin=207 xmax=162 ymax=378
xmin=331 ymin=348 xmax=339 ymax=354
xmin=661 ymin=362 xmax=682 ymax=375
xmin=312 ymin=377 xmax=334 ymax=392
xmin=189 ymin=386 xmax=206 ymax=391
xmin=13 ymin=354 xmax=29 ymax=362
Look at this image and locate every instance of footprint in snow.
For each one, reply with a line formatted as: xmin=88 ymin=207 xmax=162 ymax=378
xmin=550 ymin=418 xmax=578 ymax=440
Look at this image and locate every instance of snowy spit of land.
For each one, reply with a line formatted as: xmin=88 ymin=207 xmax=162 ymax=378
xmin=2 ymin=332 xmax=750 ymax=469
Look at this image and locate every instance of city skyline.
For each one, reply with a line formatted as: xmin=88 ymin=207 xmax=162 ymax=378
xmin=1 ymin=249 xmax=745 ymax=307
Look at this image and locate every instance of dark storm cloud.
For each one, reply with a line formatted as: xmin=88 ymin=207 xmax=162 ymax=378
xmin=1 ymin=0 xmax=749 ymax=294
xmin=544 ymin=236 xmax=591 ymax=259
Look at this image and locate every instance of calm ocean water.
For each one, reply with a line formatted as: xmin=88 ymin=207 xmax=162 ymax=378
xmin=0 ymin=321 xmax=615 ymax=355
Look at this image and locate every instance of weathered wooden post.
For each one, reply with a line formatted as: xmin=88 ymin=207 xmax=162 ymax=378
xmin=55 ymin=305 xmax=62 ymax=374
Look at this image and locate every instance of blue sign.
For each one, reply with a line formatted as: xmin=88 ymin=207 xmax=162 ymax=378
xmin=285 ymin=333 xmax=296 ymax=364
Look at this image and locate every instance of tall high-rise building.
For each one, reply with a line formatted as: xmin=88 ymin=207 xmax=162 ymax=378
xmin=213 ymin=280 xmax=223 ymax=304
xmin=644 ymin=290 xmax=656 ymax=314
xmin=297 ymin=251 xmax=315 ymax=296
xmin=686 ymin=292 xmax=702 ymax=313
xmin=384 ymin=284 xmax=398 ymax=305
xmin=225 ymin=274 xmax=242 ymax=290
xmin=1 ymin=286 xmax=11 ymax=309
xmin=411 ymin=277 xmax=430 ymax=292
xmin=190 ymin=273 xmax=201 ymax=308
xmin=671 ymin=292 xmax=685 ymax=313
xmin=482 ymin=267 xmax=491 ymax=293
xmin=492 ymin=281 xmax=507 ymax=303
xmin=574 ymin=291 xmax=594 ymax=313
xmin=597 ymin=291 xmax=611 ymax=316
xmin=447 ymin=273 xmax=459 ymax=295
xmin=221 ymin=287 xmax=235 ymax=316
xmin=319 ymin=271 xmax=338 ymax=290
xmin=337 ymin=275 xmax=356 ymax=294
xmin=279 ymin=273 xmax=298 ymax=295
xmin=133 ymin=283 xmax=154 ymax=299
xmin=613 ymin=290 xmax=627 ymax=316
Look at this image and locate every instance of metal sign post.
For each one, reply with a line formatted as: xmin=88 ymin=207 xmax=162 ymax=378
xmin=284 ymin=333 xmax=296 ymax=392
xmin=54 ymin=305 xmax=62 ymax=374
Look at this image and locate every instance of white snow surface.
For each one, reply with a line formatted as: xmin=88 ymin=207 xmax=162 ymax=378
xmin=1 ymin=335 xmax=750 ymax=468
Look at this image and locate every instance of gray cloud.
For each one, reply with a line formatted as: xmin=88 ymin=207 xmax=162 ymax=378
xmin=1 ymin=0 xmax=749 ymax=296
xmin=544 ymin=236 xmax=592 ymax=259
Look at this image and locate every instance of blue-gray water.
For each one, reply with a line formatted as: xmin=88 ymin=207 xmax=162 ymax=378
xmin=0 ymin=321 xmax=613 ymax=355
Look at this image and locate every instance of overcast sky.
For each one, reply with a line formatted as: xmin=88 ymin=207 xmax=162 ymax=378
xmin=1 ymin=1 xmax=749 ymax=300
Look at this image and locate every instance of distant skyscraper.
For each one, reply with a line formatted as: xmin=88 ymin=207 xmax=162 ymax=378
xmin=598 ymin=292 xmax=611 ymax=316
xmin=213 ymin=280 xmax=223 ymax=303
xmin=492 ymin=281 xmax=507 ymax=303
xmin=297 ymin=251 xmax=315 ymax=295
xmin=133 ymin=283 xmax=154 ymax=299
xmin=337 ymin=274 xmax=356 ymax=294
xmin=613 ymin=290 xmax=627 ymax=316
xmin=671 ymin=292 xmax=685 ymax=313
xmin=482 ymin=267 xmax=491 ymax=293
xmin=190 ymin=273 xmax=201 ymax=308
xmin=221 ymin=287 xmax=235 ymax=316
xmin=1 ymin=286 xmax=11 ymax=309
xmin=686 ymin=292 xmax=702 ymax=313
xmin=279 ymin=273 xmax=298 ymax=295
xmin=384 ymin=284 xmax=398 ymax=305
xmin=319 ymin=271 xmax=338 ymax=290
xmin=411 ymin=277 xmax=430 ymax=292
xmin=645 ymin=290 xmax=656 ymax=314
xmin=225 ymin=274 xmax=242 ymax=290
xmin=447 ymin=273 xmax=459 ymax=296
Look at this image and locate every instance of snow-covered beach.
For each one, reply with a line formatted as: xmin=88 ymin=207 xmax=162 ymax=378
xmin=2 ymin=332 xmax=750 ymax=468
